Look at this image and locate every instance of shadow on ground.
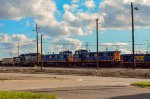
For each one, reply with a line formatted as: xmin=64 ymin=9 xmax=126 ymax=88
xmin=109 ymin=93 xmax=150 ymax=99
xmin=23 ymin=86 xmax=150 ymax=99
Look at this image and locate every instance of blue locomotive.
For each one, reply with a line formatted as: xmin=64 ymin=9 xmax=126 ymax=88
xmin=73 ymin=49 xmax=121 ymax=67
xmin=121 ymin=54 xmax=150 ymax=68
xmin=42 ymin=50 xmax=73 ymax=66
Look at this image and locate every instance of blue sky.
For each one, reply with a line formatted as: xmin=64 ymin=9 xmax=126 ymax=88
xmin=0 ymin=0 xmax=150 ymax=58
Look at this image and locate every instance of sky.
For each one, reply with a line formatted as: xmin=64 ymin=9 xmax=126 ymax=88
xmin=0 ymin=0 xmax=150 ymax=58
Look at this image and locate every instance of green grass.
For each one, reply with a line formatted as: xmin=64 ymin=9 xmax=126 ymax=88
xmin=132 ymin=81 xmax=150 ymax=88
xmin=0 ymin=91 xmax=56 ymax=99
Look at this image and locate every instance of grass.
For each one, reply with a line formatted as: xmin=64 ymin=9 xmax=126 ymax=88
xmin=0 ymin=91 xmax=56 ymax=99
xmin=132 ymin=81 xmax=150 ymax=88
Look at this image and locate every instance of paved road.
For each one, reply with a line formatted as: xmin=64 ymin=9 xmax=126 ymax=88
xmin=0 ymin=73 xmax=150 ymax=99
xmin=28 ymin=86 xmax=150 ymax=99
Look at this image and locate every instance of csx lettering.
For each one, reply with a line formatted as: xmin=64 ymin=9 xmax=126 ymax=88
xmin=135 ymin=56 xmax=144 ymax=61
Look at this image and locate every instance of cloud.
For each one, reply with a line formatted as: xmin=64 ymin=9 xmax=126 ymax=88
xmin=72 ymin=0 xmax=78 ymax=3
xmin=84 ymin=0 xmax=96 ymax=9
xmin=0 ymin=33 xmax=83 ymax=57
xmin=99 ymin=0 xmax=150 ymax=30
xmin=63 ymin=4 xmax=78 ymax=11
xmin=0 ymin=0 xmax=99 ymax=38
xmin=0 ymin=0 xmax=150 ymax=39
xmin=0 ymin=33 xmax=36 ymax=58
xmin=101 ymin=42 xmax=130 ymax=54
xmin=0 ymin=0 xmax=56 ymax=21
xmin=119 ymin=48 xmax=131 ymax=54
xmin=50 ymin=38 xmax=83 ymax=53
xmin=101 ymin=42 xmax=128 ymax=47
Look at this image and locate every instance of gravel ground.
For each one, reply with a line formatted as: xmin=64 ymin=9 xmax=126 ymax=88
xmin=0 ymin=66 xmax=150 ymax=79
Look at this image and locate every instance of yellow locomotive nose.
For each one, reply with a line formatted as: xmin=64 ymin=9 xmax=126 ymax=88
xmin=114 ymin=51 xmax=121 ymax=62
xmin=68 ymin=54 xmax=73 ymax=62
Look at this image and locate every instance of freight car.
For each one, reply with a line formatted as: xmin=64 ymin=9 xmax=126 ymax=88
xmin=1 ymin=58 xmax=14 ymax=66
xmin=121 ymin=54 xmax=150 ymax=68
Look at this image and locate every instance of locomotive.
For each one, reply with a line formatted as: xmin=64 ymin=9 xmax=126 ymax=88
xmin=42 ymin=50 xmax=73 ymax=66
xmin=72 ymin=49 xmax=121 ymax=67
xmin=19 ymin=53 xmax=41 ymax=66
xmin=121 ymin=54 xmax=150 ymax=68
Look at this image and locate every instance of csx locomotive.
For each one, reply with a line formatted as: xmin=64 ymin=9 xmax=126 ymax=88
xmin=121 ymin=54 xmax=150 ymax=68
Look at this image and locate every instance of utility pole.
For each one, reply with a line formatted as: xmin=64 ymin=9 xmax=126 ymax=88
xmin=106 ymin=47 xmax=108 ymax=52
xmin=131 ymin=2 xmax=138 ymax=69
xmin=96 ymin=19 xmax=99 ymax=70
xmin=131 ymin=2 xmax=135 ymax=69
xmin=147 ymin=46 xmax=149 ymax=54
xmin=18 ymin=42 xmax=19 ymax=67
xmin=86 ymin=42 xmax=89 ymax=50
xmin=9 ymin=51 xmax=12 ymax=58
xmin=36 ymin=24 xmax=39 ymax=67
xmin=41 ymin=35 xmax=43 ymax=70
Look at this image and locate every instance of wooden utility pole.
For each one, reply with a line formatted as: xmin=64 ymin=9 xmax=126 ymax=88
xmin=18 ymin=42 xmax=19 ymax=67
xmin=96 ymin=19 xmax=99 ymax=70
xmin=131 ymin=2 xmax=135 ymax=69
xmin=36 ymin=24 xmax=39 ymax=67
xmin=41 ymin=35 xmax=43 ymax=70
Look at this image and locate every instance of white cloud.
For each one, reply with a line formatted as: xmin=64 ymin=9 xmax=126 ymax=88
xmin=0 ymin=0 xmax=150 ymax=41
xmin=101 ymin=42 xmax=128 ymax=47
xmin=50 ymin=38 xmax=83 ymax=53
xmin=0 ymin=33 xmax=36 ymax=58
xmin=84 ymin=0 xmax=96 ymax=9
xmin=99 ymin=0 xmax=150 ymax=30
xmin=72 ymin=0 xmax=78 ymax=3
xmin=63 ymin=4 xmax=78 ymax=11
xmin=0 ymin=0 xmax=100 ymax=37
xmin=100 ymin=42 xmax=130 ymax=54
xmin=119 ymin=48 xmax=131 ymax=54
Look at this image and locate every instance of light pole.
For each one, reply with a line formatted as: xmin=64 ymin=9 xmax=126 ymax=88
xmin=96 ymin=19 xmax=99 ymax=70
xmin=41 ymin=35 xmax=43 ymax=70
xmin=18 ymin=42 xmax=20 ymax=67
xmin=33 ymin=24 xmax=40 ymax=67
xmin=40 ymin=34 xmax=48 ymax=70
xmin=131 ymin=2 xmax=138 ymax=69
